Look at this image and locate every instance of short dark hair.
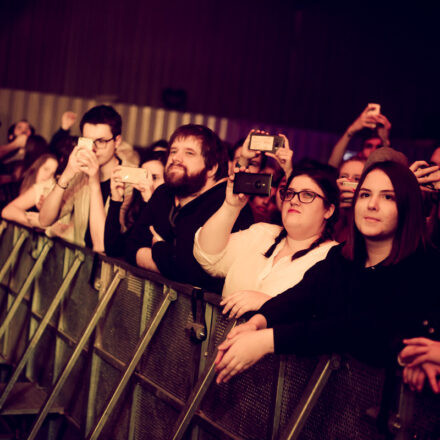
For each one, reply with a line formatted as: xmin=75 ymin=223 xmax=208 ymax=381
xmin=168 ymin=124 xmax=228 ymax=180
xmin=7 ymin=119 xmax=35 ymax=141
xmin=343 ymin=161 xmax=426 ymax=265
xmin=79 ymin=105 xmax=122 ymax=138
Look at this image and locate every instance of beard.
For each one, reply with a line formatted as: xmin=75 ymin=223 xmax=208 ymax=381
xmin=164 ymin=163 xmax=208 ymax=198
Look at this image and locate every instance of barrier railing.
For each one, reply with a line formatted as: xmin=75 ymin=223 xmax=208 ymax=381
xmin=0 ymin=222 xmax=439 ymax=440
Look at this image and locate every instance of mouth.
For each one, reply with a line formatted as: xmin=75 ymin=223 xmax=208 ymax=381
xmin=288 ymin=208 xmax=301 ymax=214
xmin=364 ymin=216 xmax=380 ymax=222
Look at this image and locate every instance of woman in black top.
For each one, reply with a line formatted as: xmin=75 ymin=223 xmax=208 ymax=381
xmin=215 ymin=161 xmax=440 ymax=385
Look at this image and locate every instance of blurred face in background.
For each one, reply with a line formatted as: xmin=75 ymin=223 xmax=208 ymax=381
xmin=36 ymin=157 xmax=58 ymax=183
xmin=142 ymin=160 xmax=165 ymax=191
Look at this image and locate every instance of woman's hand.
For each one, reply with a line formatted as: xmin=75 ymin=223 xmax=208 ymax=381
xmin=403 ymin=362 xmax=440 ymax=393
xmin=25 ymin=211 xmax=43 ymax=229
xmin=224 ymin=167 xmax=250 ymax=211
xmin=409 ymin=160 xmax=440 ymax=191
xmin=220 ymin=290 xmax=271 ymax=319
xmin=110 ymin=166 xmax=125 ymax=202
xmin=215 ymin=328 xmax=274 ymax=384
xmin=237 ymin=129 xmax=267 ymax=167
xmin=133 ymin=171 xmax=154 ymax=203
xmin=400 ymin=337 xmax=440 ymax=366
xmin=265 ymin=134 xmax=293 ymax=177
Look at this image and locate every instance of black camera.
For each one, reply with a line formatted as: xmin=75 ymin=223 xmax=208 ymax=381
xmin=233 ymin=172 xmax=272 ymax=196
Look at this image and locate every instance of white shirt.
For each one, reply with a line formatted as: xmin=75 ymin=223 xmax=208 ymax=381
xmin=193 ymin=222 xmax=338 ymax=297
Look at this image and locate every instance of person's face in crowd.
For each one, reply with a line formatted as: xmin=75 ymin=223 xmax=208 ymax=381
xmin=354 ymin=169 xmax=398 ymax=242
xmin=229 ymin=146 xmax=262 ymax=174
xmin=82 ymin=123 xmax=120 ymax=167
xmin=430 ymin=147 xmax=440 ymax=166
xmin=281 ymin=175 xmax=334 ymax=240
xmin=165 ymin=135 xmax=209 ymax=196
xmin=36 ymin=158 xmax=58 ymax=183
xmin=141 ymin=160 xmax=164 ymax=191
xmin=339 ymin=160 xmax=364 ymax=182
xmin=338 ymin=159 xmax=365 ymax=208
xmin=14 ymin=120 xmax=32 ymax=138
xmin=361 ymin=137 xmax=382 ymax=158
xmin=250 ymin=187 xmax=278 ymax=223
xmin=275 ymin=175 xmax=287 ymax=211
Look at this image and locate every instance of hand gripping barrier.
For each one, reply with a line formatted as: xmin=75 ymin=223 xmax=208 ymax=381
xmin=0 ymin=221 xmax=439 ymax=440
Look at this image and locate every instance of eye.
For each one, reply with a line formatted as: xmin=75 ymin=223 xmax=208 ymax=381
xmin=383 ymin=194 xmax=395 ymax=201
xmin=302 ymin=191 xmax=315 ymax=199
xmin=354 ymin=176 xmax=361 ymax=182
xmin=359 ymin=191 xmax=369 ymax=198
xmin=340 ymin=173 xmax=348 ymax=179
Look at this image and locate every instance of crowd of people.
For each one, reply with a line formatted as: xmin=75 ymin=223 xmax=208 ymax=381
xmin=1 ymin=104 xmax=439 ymax=417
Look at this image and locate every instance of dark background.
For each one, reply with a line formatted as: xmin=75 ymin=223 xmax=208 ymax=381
xmin=1 ymin=0 xmax=439 ymax=140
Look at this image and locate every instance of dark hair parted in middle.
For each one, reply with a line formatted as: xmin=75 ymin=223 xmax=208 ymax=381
xmin=80 ymin=105 xmax=122 ymax=138
xmin=169 ymin=124 xmax=228 ymax=181
xmin=265 ymin=163 xmax=339 ymax=260
xmin=343 ymin=160 xmax=427 ymax=265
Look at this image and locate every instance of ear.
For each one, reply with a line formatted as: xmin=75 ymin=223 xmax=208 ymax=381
xmin=324 ymin=204 xmax=335 ymax=220
xmin=114 ymin=135 xmax=122 ymax=149
xmin=206 ymin=163 xmax=218 ymax=179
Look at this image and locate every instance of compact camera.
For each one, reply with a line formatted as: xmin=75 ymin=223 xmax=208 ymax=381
xmin=119 ymin=167 xmax=148 ymax=185
xmin=233 ymin=172 xmax=272 ymax=196
xmin=249 ymin=133 xmax=284 ymax=153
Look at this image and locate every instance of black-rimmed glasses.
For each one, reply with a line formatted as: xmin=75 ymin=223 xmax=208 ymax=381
xmin=279 ymin=188 xmax=326 ymax=204
xmin=93 ymin=137 xmax=115 ymax=149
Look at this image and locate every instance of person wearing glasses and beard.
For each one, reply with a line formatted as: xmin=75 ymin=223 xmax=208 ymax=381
xmin=39 ymin=105 xmax=137 ymax=252
xmin=193 ymin=164 xmax=339 ymax=314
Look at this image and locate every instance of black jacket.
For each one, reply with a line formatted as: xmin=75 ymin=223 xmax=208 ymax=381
xmin=123 ymin=181 xmax=254 ymax=293
xmin=260 ymin=244 xmax=440 ymax=367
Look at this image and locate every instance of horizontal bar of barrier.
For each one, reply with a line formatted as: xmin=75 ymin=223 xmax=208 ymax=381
xmin=0 ymin=221 xmax=439 ymax=440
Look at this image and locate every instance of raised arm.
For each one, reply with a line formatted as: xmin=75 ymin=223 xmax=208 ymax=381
xmin=39 ymin=146 xmax=81 ymax=227
xmin=197 ymin=170 xmax=249 ymax=255
xmin=328 ymin=105 xmax=378 ymax=168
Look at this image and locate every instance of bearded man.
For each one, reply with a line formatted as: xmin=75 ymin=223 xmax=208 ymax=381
xmin=125 ymin=124 xmax=254 ymax=293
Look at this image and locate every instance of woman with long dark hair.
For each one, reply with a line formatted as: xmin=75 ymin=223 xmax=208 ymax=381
xmin=215 ymin=161 xmax=440 ymax=384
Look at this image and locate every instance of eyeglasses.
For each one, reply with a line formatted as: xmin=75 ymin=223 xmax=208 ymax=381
xmin=279 ymin=188 xmax=326 ymax=204
xmin=92 ymin=137 xmax=115 ymax=149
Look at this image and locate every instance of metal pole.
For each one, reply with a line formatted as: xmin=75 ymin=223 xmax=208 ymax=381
xmin=281 ymin=354 xmax=340 ymax=440
xmin=0 ymin=229 xmax=29 ymax=283
xmin=170 ymin=320 xmax=237 ymax=440
xmin=0 ymin=253 xmax=84 ymax=410
xmin=87 ymin=286 xmax=177 ymax=440
xmin=0 ymin=240 xmax=53 ymax=340
xmin=26 ymin=268 xmax=125 ymax=440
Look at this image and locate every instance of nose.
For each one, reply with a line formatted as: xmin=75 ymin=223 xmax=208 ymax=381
xmin=289 ymin=192 xmax=300 ymax=204
xmin=367 ymin=194 xmax=379 ymax=210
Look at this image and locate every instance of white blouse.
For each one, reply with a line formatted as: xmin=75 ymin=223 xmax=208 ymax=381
xmin=193 ymin=222 xmax=338 ymax=297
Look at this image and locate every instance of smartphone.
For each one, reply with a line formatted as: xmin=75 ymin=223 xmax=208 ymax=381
xmin=366 ymin=103 xmax=381 ymax=116
xmin=119 ymin=167 xmax=148 ymax=185
xmin=77 ymin=137 xmax=94 ymax=150
xmin=341 ymin=181 xmax=358 ymax=189
xmin=249 ymin=134 xmax=284 ymax=153
xmin=233 ymin=172 xmax=272 ymax=196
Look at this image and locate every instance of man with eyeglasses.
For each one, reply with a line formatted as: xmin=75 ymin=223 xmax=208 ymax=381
xmin=39 ymin=105 xmax=136 ymax=251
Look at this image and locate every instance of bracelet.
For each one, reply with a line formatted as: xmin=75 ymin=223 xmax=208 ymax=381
xmin=56 ymin=179 xmax=68 ymax=190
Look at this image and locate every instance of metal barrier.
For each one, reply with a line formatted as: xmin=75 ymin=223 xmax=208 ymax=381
xmin=0 ymin=222 xmax=439 ymax=440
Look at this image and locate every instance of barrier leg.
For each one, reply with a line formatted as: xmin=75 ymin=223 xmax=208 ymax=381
xmin=86 ymin=285 xmax=178 ymax=440
xmin=0 ymin=240 xmax=53 ymax=341
xmin=0 ymin=229 xmax=29 ymax=284
xmin=26 ymin=267 xmax=126 ymax=440
xmin=280 ymin=354 xmax=341 ymax=440
xmin=0 ymin=252 xmax=84 ymax=410
xmin=169 ymin=320 xmax=237 ymax=440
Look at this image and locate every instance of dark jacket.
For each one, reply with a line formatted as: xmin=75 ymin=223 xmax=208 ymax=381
xmin=259 ymin=244 xmax=440 ymax=367
xmin=123 ymin=181 xmax=254 ymax=293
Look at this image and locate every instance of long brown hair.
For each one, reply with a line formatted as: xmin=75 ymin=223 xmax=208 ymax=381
xmin=20 ymin=154 xmax=58 ymax=194
xmin=342 ymin=161 xmax=427 ymax=265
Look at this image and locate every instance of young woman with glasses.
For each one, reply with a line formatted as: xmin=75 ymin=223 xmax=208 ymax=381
xmin=193 ymin=164 xmax=339 ymax=316
xmin=214 ymin=161 xmax=440 ymax=386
